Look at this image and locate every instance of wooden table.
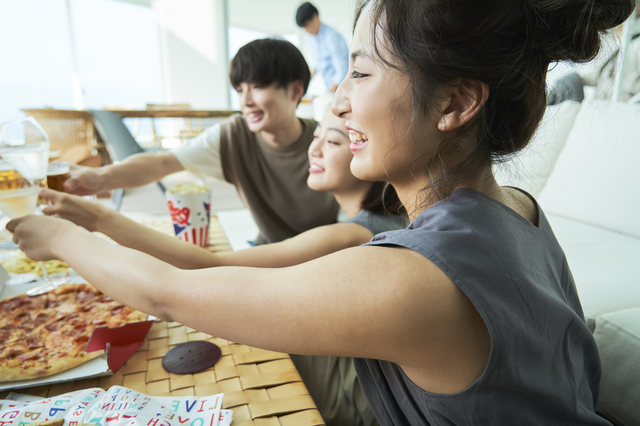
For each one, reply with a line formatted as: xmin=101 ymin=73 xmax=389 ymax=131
xmin=108 ymin=109 xmax=240 ymax=148
xmin=108 ymin=110 xmax=239 ymax=119
xmin=0 ymin=216 xmax=325 ymax=426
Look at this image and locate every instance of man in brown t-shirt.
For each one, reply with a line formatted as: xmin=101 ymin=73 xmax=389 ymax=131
xmin=63 ymin=39 xmax=338 ymax=243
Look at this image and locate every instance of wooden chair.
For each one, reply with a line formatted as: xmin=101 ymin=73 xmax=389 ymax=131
xmin=20 ymin=109 xmax=102 ymax=167
xmin=145 ymin=103 xmax=205 ymax=147
xmin=90 ymin=109 xmax=166 ymax=210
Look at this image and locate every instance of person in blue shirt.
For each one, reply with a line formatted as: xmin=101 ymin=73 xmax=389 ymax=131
xmin=296 ymin=2 xmax=349 ymax=93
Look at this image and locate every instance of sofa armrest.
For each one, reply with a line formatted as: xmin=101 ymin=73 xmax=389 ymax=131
xmin=593 ymin=308 xmax=640 ymax=426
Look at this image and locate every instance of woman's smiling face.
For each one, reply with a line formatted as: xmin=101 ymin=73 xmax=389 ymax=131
xmin=307 ymin=110 xmax=370 ymax=195
xmin=331 ymin=7 xmax=442 ymax=188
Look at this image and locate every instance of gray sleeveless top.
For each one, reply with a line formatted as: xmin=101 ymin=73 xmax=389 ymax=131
xmin=342 ymin=209 xmax=408 ymax=235
xmin=357 ymin=189 xmax=609 ymax=425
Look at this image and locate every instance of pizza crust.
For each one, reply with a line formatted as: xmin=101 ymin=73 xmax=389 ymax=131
xmin=24 ymin=419 xmax=64 ymax=426
xmin=0 ymin=350 xmax=105 ymax=382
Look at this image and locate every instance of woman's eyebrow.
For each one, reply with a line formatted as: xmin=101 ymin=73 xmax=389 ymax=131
xmin=351 ymin=49 xmax=372 ymax=62
xmin=328 ymin=127 xmax=348 ymax=136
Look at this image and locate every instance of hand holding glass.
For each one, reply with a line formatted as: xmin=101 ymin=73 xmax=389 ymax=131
xmin=0 ymin=158 xmax=40 ymax=219
xmin=0 ymin=117 xmax=55 ymax=289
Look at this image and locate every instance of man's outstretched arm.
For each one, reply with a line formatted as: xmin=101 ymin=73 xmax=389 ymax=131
xmin=64 ymin=151 xmax=184 ymax=195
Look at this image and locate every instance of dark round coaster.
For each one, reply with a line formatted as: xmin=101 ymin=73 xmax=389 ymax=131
xmin=162 ymin=341 xmax=222 ymax=374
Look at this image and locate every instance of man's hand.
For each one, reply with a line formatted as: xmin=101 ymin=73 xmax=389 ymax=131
xmin=63 ymin=164 xmax=108 ymax=195
xmin=40 ymin=188 xmax=109 ymax=233
xmin=7 ymin=215 xmax=77 ymax=261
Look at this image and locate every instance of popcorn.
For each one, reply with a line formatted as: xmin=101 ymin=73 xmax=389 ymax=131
xmin=170 ymin=182 xmax=209 ymax=194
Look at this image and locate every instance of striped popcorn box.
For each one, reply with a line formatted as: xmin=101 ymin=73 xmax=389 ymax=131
xmin=166 ymin=183 xmax=212 ymax=247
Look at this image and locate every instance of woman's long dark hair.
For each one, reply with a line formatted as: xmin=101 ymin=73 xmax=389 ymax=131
xmin=361 ymin=182 xmax=405 ymax=216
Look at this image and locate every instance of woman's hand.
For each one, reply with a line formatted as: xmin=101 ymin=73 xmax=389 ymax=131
xmin=6 ymin=215 xmax=77 ymax=261
xmin=39 ymin=188 xmax=108 ymax=233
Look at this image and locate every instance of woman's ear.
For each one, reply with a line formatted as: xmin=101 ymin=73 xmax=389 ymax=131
xmin=437 ymin=79 xmax=489 ymax=131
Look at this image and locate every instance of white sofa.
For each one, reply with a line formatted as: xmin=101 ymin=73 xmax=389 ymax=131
xmin=495 ymin=99 xmax=640 ymax=425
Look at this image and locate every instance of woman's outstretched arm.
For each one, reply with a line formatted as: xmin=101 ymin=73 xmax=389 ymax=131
xmin=8 ymin=216 xmax=468 ymax=359
xmin=40 ymin=188 xmax=374 ymax=269
xmin=40 ymin=188 xmax=224 ymax=269
xmin=8 ymin=215 xmax=489 ymax=393
xmin=215 ymin=222 xmax=374 ymax=267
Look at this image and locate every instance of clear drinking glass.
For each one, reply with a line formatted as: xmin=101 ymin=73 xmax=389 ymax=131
xmin=0 ymin=157 xmax=40 ymax=219
xmin=0 ymin=117 xmax=53 ymax=288
xmin=0 ymin=117 xmax=49 ymax=190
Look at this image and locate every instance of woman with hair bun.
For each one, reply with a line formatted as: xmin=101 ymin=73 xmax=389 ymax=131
xmin=9 ymin=0 xmax=634 ymax=424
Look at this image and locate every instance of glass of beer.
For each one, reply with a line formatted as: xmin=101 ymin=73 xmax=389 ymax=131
xmin=0 ymin=117 xmax=50 ymax=190
xmin=47 ymin=162 xmax=71 ymax=193
xmin=1 ymin=118 xmax=54 ymax=287
xmin=0 ymin=158 xmax=39 ymax=219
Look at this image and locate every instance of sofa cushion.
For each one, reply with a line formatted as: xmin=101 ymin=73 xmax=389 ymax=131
xmin=494 ymin=100 xmax=581 ymax=196
xmin=546 ymin=214 xmax=640 ymax=329
xmin=538 ymin=99 xmax=640 ymax=237
xmin=593 ymin=308 xmax=640 ymax=426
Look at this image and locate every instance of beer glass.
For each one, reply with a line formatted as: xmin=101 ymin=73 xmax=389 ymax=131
xmin=0 ymin=117 xmax=53 ymax=287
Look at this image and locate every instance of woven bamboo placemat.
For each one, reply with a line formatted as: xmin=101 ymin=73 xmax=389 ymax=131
xmin=0 ymin=215 xmax=232 ymax=251
xmin=0 ymin=215 xmax=326 ymax=426
xmin=141 ymin=215 xmax=234 ymax=253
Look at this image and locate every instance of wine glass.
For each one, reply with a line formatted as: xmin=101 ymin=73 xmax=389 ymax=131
xmin=0 ymin=117 xmax=55 ymax=289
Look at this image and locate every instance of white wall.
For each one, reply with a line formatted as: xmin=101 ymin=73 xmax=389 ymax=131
xmin=72 ymin=0 xmax=163 ymax=109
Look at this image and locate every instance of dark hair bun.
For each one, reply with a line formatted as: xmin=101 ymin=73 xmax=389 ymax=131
xmin=529 ymin=0 xmax=635 ymax=62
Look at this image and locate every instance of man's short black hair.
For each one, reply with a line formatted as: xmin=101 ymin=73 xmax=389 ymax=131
xmin=229 ymin=38 xmax=310 ymax=98
xmin=296 ymin=2 xmax=319 ymax=27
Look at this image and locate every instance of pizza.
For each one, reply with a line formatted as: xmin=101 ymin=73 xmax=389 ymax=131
xmin=0 ymin=283 xmax=147 ymax=382
xmin=24 ymin=421 xmax=63 ymax=426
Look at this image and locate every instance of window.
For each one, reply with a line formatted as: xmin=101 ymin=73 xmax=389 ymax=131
xmin=72 ymin=0 xmax=163 ymax=109
xmin=0 ymin=0 xmax=163 ymax=117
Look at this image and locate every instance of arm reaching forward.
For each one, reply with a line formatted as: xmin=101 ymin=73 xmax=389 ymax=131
xmin=6 ymin=214 xmax=489 ymax=396
xmin=64 ymin=151 xmax=183 ymax=195
xmin=39 ymin=189 xmax=374 ymax=269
